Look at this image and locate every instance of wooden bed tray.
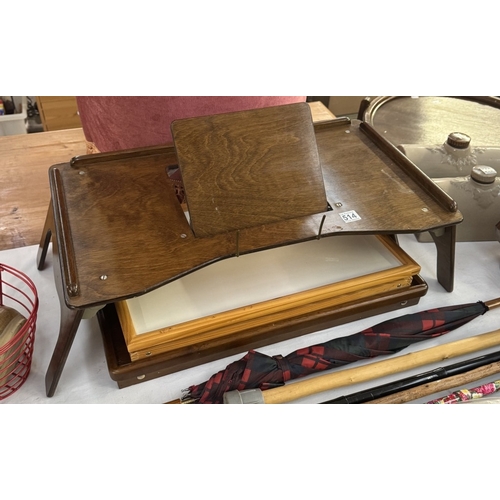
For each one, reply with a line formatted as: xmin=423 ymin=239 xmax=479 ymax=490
xmin=38 ymin=102 xmax=462 ymax=396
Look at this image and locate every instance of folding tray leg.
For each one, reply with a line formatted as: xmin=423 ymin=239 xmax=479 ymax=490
xmin=45 ymin=305 xmax=84 ymax=397
xmin=430 ymin=224 xmax=456 ymax=292
xmin=37 ymin=201 xmax=54 ymax=270
xmin=37 ymin=200 xmax=86 ymax=397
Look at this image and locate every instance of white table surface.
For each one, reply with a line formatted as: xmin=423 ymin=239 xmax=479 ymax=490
xmin=1 ymin=233 xmax=500 ymax=405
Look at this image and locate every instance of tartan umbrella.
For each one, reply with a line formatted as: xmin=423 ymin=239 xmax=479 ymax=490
xmin=178 ymin=298 xmax=499 ymax=404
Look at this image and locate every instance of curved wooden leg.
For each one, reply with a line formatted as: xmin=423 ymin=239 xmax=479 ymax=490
xmin=430 ymin=224 xmax=456 ymax=292
xmin=37 ymin=201 xmax=54 ymax=271
xmin=45 ymin=305 xmax=84 ymax=397
xmin=43 ymin=214 xmax=85 ymax=397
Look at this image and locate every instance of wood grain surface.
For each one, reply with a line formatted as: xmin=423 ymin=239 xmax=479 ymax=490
xmin=0 ymin=102 xmax=335 ymax=252
xmin=172 ymin=102 xmax=327 ymax=237
xmin=45 ymin=114 xmax=462 ymax=309
xmin=0 ymin=128 xmax=87 ymax=250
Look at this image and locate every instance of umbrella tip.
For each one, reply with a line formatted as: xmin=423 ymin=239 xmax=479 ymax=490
xmin=484 ymin=298 xmax=500 ymax=310
xmin=223 ymin=388 xmax=264 ymax=404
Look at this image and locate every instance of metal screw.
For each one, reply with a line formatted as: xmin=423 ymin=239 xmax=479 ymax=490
xmin=180 ymin=233 xmax=187 ymax=238
xmin=146 ymin=352 xmax=151 ymax=356
xmin=335 ymin=202 xmax=343 ymax=207
xmin=137 ymin=375 xmax=146 ymax=380
xmin=79 ymin=171 xmax=85 ymax=175
xmin=422 ymin=207 xmax=429 ymax=212
xmin=100 ymin=275 xmax=107 ymax=280
xmin=345 ymin=130 xmax=350 ymax=134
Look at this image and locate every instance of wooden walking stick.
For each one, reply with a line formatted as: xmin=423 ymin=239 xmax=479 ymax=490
xmin=223 ymin=327 xmax=500 ymax=404
xmin=323 ymin=349 xmax=500 ymax=404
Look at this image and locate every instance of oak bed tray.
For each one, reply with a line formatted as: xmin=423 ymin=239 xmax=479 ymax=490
xmin=38 ymin=102 xmax=462 ymax=396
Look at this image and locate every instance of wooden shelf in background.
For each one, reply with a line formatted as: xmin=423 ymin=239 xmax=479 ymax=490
xmin=37 ymin=96 xmax=82 ymax=131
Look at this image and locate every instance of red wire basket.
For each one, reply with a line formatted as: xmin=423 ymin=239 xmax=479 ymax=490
xmin=0 ymin=263 xmax=39 ymax=400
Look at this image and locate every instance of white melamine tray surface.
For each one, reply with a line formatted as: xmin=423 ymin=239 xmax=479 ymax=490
xmin=126 ymin=234 xmax=402 ymax=336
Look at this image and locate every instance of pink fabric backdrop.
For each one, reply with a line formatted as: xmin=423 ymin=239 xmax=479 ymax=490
xmin=76 ymin=96 xmax=306 ymax=152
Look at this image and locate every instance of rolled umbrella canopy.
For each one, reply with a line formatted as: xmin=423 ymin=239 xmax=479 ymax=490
xmin=180 ymin=299 xmax=496 ymax=404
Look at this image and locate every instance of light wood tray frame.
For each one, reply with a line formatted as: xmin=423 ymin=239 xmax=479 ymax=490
xmin=116 ymin=235 xmax=420 ymax=361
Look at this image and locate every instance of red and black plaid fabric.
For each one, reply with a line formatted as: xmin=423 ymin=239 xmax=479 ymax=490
xmin=185 ymin=301 xmax=488 ymax=404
